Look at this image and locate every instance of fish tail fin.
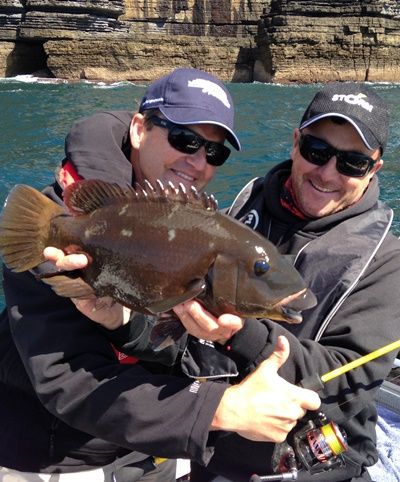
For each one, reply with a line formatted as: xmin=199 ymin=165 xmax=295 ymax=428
xmin=0 ymin=185 xmax=64 ymax=272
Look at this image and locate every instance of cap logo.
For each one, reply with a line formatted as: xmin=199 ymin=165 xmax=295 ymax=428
xmin=331 ymin=93 xmax=373 ymax=113
xmin=188 ymin=78 xmax=231 ymax=109
xmin=141 ymin=97 xmax=164 ymax=108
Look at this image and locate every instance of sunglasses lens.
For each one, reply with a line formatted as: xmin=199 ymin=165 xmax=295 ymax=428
xmin=336 ymin=153 xmax=374 ymax=178
xmin=300 ymin=134 xmax=375 ymax=178
xmin=205 ymin=143 xmax=231 ymax=166
xmin=168 ymin=127 xmax=230 ymax=166
xmin=168 ymin=128 xmax=201 ymax=154
xmin=299 ymin=135 xmax=333 ymax=166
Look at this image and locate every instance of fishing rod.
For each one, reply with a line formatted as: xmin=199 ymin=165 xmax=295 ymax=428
xmin=250 ymin=339 xmax=400 ymax=482
xmin=300 ymin=338 xmax=400 ymax=392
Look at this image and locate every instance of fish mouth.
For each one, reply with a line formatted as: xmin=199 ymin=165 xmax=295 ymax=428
xmin=274 ymin=288 xmax=317 ymax=324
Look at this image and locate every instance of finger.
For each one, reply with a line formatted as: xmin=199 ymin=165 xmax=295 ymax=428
xmin=293 ymin=407 xmax=307 ymax=422
xmin=174 ymin=301 xmax=218 ymax=331
xmin=187 ymin=301 xmax=219 ymax=327
xmin=263 ymin=335 xmax=290 ymax=373
xmin=63 ymin=254 xmax=88 ymax=270
xmin=43 ymin=247 xmax=64 ymax=263
xmin=71 ymin=298 xmax=95 ymax=312
xmin=298 ymin=388 xmax=321 ymax=411
xmin=217 ymin=314 xmax=244 ymax=335
xmin=93 ymin=296 xmax=115 ymax=311
xmin=44 ymin=247 xmax=88 ymax=271
xmin=172 ymin=303 xmax=199 ymax=334
xmin=172 ymin=302 xmax=188 ymax=319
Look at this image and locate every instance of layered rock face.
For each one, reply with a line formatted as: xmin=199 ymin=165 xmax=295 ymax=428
xmin=0 ymin=0 xmax=400 ymax=82
xmin=256 ymin=0 xmax=400 ymax=83
xmin=0 ymin=0 xmax=264 ymax=81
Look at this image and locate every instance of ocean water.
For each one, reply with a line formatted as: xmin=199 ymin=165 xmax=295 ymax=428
xmin=1 ymin=76 xmax=400 ymax=309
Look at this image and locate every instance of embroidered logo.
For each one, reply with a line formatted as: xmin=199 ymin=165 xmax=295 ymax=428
xmin=188 ymin=79 xmax=231 ymax=109
xmin=242 ymin=209 xmax=259 ymax=230
xmin=331 ymin=93 xmax=373 ymax=112
xmin=141 ymin=97 xmax=164 ymax=107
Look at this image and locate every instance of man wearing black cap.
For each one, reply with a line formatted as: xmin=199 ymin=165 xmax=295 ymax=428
xmin=0 ymin=68 xmax=320 ymax=482
xmin=173 ymin=83 xmax=400 ymax=481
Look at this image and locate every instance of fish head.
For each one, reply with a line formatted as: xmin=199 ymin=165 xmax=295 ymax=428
xmin=210 ymin=240 xmax=316 ymax=323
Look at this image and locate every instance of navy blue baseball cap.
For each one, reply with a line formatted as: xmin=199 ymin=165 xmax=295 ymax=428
xmin=139 ymin=68 xmax=241 ymax=151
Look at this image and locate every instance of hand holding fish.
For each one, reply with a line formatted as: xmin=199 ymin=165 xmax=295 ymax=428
xmin=211 ymin=336 xmax=321 ymax=442
xmin=43 ymin=247 xmax=241 ymax=341
xmin=72 ymin=297 xmax=131 ymax=329
xmin=173 ymin=299 xmax=244 ymax=343
xmin=43 ymin=247 xmax=130 ymax=329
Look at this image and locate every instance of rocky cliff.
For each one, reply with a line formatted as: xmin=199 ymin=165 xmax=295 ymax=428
xmin=256 ymin=0 xmax=400 ymax=83
xmin=0 ymin=0 xmax=399 ymax=83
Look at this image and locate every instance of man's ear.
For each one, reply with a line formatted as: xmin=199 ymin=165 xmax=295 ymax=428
xmin=130 ymin=113 xmax=145 ymax=149
xmin=290 ymin=128 xmax=301 ymax=160
xmin=372 ymin=158 xmax=384 ymax=174
xmin=293 ymin=128 xmax=301 ymax=145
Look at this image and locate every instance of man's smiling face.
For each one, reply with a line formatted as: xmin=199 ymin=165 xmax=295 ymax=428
xmin=130 ymin=113 xmax=224 ymax=192
xmin=289 ymin=118 xmax=383 ymax=218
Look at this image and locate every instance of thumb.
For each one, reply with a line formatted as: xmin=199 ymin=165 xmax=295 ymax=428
xmin=264 ymin=335 xmax=290 ymax=373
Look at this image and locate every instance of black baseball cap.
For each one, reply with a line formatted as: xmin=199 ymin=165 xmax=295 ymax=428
xmin=300 ymin=83 xmax=390 ymax=153
xmin=139 ymin=68 xmax=241 ymax=151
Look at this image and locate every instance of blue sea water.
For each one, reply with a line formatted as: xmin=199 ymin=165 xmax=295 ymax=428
xmin=1 ymin=76 xmax=400 ymax=309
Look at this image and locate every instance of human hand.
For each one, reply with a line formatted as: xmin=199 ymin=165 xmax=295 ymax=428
xmin=43 ymin=247 xmax=88 ymax=271
xmin=70 ymin=296 xmax=131 ymax=329
xmin=173 ymin=300 xmax=244 ymax=343
xmin=43 ymin=247 xmax=129 ymax=329
xmin=211 ymin=336 xmax=321 ymax=442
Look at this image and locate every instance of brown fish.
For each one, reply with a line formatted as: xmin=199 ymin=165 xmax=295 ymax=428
xmin=0 ymin=180 xmax=315 ymax=341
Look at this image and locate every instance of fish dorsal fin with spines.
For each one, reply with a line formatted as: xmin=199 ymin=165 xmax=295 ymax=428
xmin=63 ymin=179 xmax=218 ymax=215
xmin=63 ymin=180 xmax=135 ymax=215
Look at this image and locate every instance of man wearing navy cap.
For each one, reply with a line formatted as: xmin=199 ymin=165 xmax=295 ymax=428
xmin=60 ymin=67 xmax=240 ymax=193
xmin=0 ymin=68 xmax=320 ymax=482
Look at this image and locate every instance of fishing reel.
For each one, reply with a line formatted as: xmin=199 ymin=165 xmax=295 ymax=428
xmin=249 ymin=412 xmax=348 ymax=482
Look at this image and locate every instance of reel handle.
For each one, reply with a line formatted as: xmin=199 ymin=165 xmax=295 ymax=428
xmin=249 ymin=472 xmax=297 ymax=481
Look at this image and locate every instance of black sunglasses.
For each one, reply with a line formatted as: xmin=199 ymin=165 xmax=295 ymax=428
xmin=299 ymin=133 xmax=377 ymax=178
xmin=149 ymin=116 xmax=231 ymax=166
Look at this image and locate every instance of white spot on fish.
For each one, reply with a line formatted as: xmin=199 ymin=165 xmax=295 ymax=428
xmin=119 ymin=205 xmax=128 ymax=216
xmin=94 ymin=266 xmax=141 ymax=301
xmin=121 ymin=229 xmax=133 ymax=237
xmin=168 ymin=229 xmax=176 ymax=241
xmin=84 ymin=221 xmax=108 ymax=238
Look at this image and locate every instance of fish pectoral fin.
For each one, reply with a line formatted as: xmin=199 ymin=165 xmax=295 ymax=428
xmin=147 ymin=279 xmax=206 ymax=314
xmin=40 ymin=273 xmax=96 ymax=299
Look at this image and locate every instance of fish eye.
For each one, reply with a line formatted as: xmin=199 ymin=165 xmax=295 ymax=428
xmin=254 ymin=259 xmax=270 ymax=276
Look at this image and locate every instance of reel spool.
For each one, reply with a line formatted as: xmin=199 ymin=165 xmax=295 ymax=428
xmin=294 ymin=416 xmax=348 ymax=474
xmin=250 ymin=412 xmax=348 ymax=482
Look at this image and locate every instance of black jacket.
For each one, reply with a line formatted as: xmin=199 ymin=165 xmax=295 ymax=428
xmin=0 ymin=111 xmax=227 ymax=472
xmin=190 ymin=161 xmax=400 ymax=482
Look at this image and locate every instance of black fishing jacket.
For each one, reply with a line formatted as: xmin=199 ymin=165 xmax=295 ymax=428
xmin=0 ymin=111 xmax=227 ymax=472
xmin=188 ymin=161 xmax=400 ymax=482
